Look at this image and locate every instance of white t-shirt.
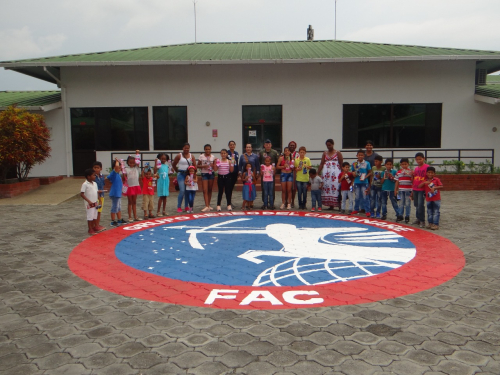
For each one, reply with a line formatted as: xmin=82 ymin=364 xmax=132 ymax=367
xmin=199 ymin=154 xmax=215 ymax=174
xmin=81 ymin=180 xmax=98 ymax=208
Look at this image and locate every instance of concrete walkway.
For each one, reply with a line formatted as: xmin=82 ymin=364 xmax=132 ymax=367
xmin=0 ymin=190 xmax=499 ymax=374
xmin=0 ymin=178 xmax=83 ymax=206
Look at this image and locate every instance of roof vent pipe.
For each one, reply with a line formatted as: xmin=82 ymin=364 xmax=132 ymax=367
xmin=307 ymin=25 xmax=314 ymax=41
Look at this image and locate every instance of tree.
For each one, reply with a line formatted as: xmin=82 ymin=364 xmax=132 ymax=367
xmin=0 ymin=105 xmax=51 ymax=183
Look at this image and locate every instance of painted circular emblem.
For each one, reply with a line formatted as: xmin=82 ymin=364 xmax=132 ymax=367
xmin=69 ymin=212 xmax=465 ymax=309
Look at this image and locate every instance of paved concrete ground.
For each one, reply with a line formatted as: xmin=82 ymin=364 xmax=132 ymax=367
xmin=1 ymin=190 xmax=499 ymax=375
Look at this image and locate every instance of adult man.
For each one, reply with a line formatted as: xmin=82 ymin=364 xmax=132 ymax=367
xmin=238 ymin=143 xmax=261 ymax=208
xmin=258 ymin=139 xmax=280 ymax=209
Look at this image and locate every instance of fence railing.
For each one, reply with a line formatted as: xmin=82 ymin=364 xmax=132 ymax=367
xmin=111 ymin=148 xmax=495 ymax=173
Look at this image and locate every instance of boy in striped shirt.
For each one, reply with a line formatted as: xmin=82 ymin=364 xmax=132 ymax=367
xmin=394 ymin=158 xmax=413 ymax=223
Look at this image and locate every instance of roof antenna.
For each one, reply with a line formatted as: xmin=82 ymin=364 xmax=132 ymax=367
xmin=335 ymin=0 xmax=337 ymax=40
xmin=193 ymin=0 xmax=198 ymax=43
xmin=307 ymin=25 xmax=314 ymax=41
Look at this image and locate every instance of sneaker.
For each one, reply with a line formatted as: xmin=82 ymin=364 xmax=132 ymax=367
xmin=317 ymin=207 xmax=322 ymax=212
xmin=128 ymin=218 xmax=134 ymax=222
xmin=412 ymin=220 xmax=420 ymax=225
xmin=227 ymin=205 xmax=232 ymax=211
xmin=351 ymin=210 xmax=359 ymax=215
xmin=366 ymin=212 xmax=371 ymax=217
xmin=426 ymin=224 xmax=432 ymax=229
xmin=419 ymin=222 xmax=426 ymax=228
xmin=376 ymin=213 xmax=381 ymax=219
xmin=311 ymin=208 xmax=315 ymax=212
xmin=381 ymin=215 xmax=387 ymax=220
xmin=431 ymin=224 xmax=439 ymax=230
xmin=118 ymin=219 xmax=127 ymax=224
xmin=405 ymin=216 xmax=410 ymax=224
xmin=110 ymin=221 xmax=118 ymax=226
xmin=280 ymin=204 xmax=285 ymax=209
xmin=184 ymin=208 xmax=189 ymax=212
xmin=396 ymin=215 xmax=403 ymax=222
xmin=177 ymin=208 xmax=182 ymax=213
xmin=216 ymin=206 xmax=221 ymax=212
xmin=287 ymin=204 xmax=291 ymax=209
xmin=347 ymin=210 xmax=352 ymax=215
xmin=261 ymin=205 xmax=266 ymax=210
xmin=340 ymin=209 xmax=345 ymax=214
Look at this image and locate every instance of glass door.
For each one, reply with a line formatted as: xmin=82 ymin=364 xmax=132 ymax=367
xmin=242 ymin=105 xmax=282 ymax=152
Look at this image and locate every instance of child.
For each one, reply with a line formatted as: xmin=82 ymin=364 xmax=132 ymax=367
xmin=277 ymin=147 xmax=293 ymax=209
xmin=351 ymin=149 xmax=371 ymax=216
xmin=261 ymin=156 xmax=275 ymax=209
xmin=394 ymin=158 xmax=413 ymax=223
xmin=369 ymin=155 xmax=385 ymax=218
xmin=155 ymin=153 xmax=170 ymax=216
xmin=107 ymin=159 xmax=126 ymax=226
xmin=294 ymin=146 xmax=311 ymax=210
xmin=412 ymin=152 xmax=429 ymax=228
xmin=381 ymin=158 xmax=400 ymax=220
xmin=241 ymin=162 xmax=256 ymax=210
xmin=80 ymin=168 xmax=103 ymax=235
xmin=309 ymin=168 xmax=323 ymax=212
xmin=339 ymin=162 xmax=354 ymax=214
xmin=141 ymin=166 xmax=155 ymax=219
xmin=184 ymin=166 xmax=198 ymax=212
xmin=123 ymin=154 xmax=142 ymax=222
xmin=93 ymin=161 xmax=106 ymax=228
xmin=418 ymin=167 xmax=443 ymax=230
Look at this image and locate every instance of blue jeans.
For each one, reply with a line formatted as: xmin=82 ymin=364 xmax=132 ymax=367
xmin=177 ymin=172 xmax=188 ymax=209
xmin=398 ymin=190 xmax=412 ymax=217
xmin=311 ymin=190 xmax=321 ymax=208
xmin=413 ymin=190 xmax=426 ymax=222
xmin=262 ymin=181 xmax=274 ymax=208
xmin=427 ymin=200 xmax=441 ymax=225
xmin=186 ymin=190 xmax=196 ymax=208
xmin=382 ymin=191 xmax=400 ymax=217
xmin=370 ymin=185 xmax=382 ymax=216
xmin=341 ymin=190 xmax=353 ymax=211
xmin=354 ymin=183 xmax=370 ymax=212
xmin=296 ymin=181 xmax=308 ymax=207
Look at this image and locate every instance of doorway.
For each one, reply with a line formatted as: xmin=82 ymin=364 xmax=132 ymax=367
xmin=242 ymin=105 xmax=282 ymax=152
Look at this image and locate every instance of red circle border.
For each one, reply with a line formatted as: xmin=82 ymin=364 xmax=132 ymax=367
xmin=68 ymin=211 xmax=465 ymax=309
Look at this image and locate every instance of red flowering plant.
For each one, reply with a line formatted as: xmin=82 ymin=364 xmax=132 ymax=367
xmin=0 ymin=105 xmax=51 ymax=183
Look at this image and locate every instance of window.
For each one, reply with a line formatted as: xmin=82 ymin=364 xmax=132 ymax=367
xmin=153 ymin=106 xmax=188 ymax=150
xmin=343 ymin=103 xmax=442 ymax=148
xmin=242 ymin=105 xmax=282 ymax=151
xmin=70 ymin=107 xmax=149 ymax=151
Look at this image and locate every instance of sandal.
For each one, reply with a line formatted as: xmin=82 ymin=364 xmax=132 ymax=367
xmin=157 ymin=212 xmax=162 ymax=217
xmin=149 ymin=214 xmax=156 ymax=218
xmin=134 ymin=217 xmax=141 ymax=221
xmin=162 ymin=211 xmax=166 ymax=216
xmin=143 ymin=216 xmax=149 ymax=220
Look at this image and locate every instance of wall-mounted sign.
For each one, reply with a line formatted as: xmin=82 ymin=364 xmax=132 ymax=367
xmin=249 ymin=130 xmax=257 ymax=137
xmin=212 ymin=129 xmax=218 ymax=137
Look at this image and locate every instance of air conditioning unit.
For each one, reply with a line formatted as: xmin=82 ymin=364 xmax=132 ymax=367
xmin=475 ymin=69 xmax=487 ymax=85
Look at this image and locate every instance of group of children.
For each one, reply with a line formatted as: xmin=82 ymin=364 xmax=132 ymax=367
xmin=338 ymin=150 xmax=443 ymax=230
xmin=80 ymin=148 xmax=443 ymax=235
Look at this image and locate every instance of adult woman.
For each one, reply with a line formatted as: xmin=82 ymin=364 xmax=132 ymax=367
xmin=172 ymin=143 xmax=197 ymax=213
xmin=227 ymin=140 xmax=239 ymax=191
xmin=215 ymin=148 xmax=234 ymax=211
xmin=277 ymin=147 xmax=293 ymax=209
xmin=364 ymin=140 xmax=379 ymax=169
xmin=288 ymin=141 xmax=298 ymax=208
xmin=197 ymin=144 xmax=216 ymax=212
xmin=318 ymin=139 xmax=343 ymax=210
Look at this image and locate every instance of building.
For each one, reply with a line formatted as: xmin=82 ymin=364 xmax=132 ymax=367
xmin=1 ymin=39 xmax=500 ymax=176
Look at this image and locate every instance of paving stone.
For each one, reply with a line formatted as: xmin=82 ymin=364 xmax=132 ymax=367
xmin=281 ymin=323 xmax=319 ymax=337
xmin=154 ymin=342 xmax=191 ymax=358
xmin=264 ymin=350 xmax=301 ymax=367
xmin=446 ymin=325 xmax=481 ymax=338
xmin=448 ymin=350 xmax=490 ymax=366
xmin=197 ymin=341 xmax=232 ymax=356
xmin=94 ymin=363 xmax=135 ymax=375
xmin=354 ymin=310 xmax=390 ymax=321
xmin=111 ymin=318 xmax=142 ymax=329
xmin=226 ymin=317 xmax=254 ymax=328
xmin=391 ymin=332 xmax=427 ymax=346
xmin=66 ymin=343 xmax=105 ymax=358
xmin=180 ymin=333 xmax=215 ymax=347
xmin=44 ymin=363 xmax=88 ymax=375
xmin=33 ymin=352 xmax=73 ymax=370
xmin=205 ymin=324 xmax=233 ymax=338
xmin=0 ymin=353 xmax=29 ymax=370
xmin=75 ymin=319 xmax=102 ymax=330
xmin=385 ymin=360 xmax=431 ymax=375
xmin=236 ymin=361 xmax=278 ymax=375
xmin=405 ymin=324 xmax=441 ymax=338
xmin=343 ymin=316 xmax=372 ymax=328
xmin=287 ymin=340 xmax=322 ymax=355
xmin=57 ymin=334 xmax=90 ymax=348
xmin=25 ymin=343 xmax=60 ymax=359
xmin=421 ymin=341 xmax=458 ymax=356
xmin=113 ymin=342 xmax=147 ymax=357
xmin=217 ymin=350 xmax=257 ymax=368
xmin=309 ymin=349 xmax=345 ymax=366
xmin=99 ymin=333 xmax=131 ymax=347
xmin=244 ymin=324 xmax=277 ymax=337
xmin=347 ymin=332 xmax=383 ymax=345
xmin=330 ymin=341 xmax=364 ymax=356
xmin=85 ymin=326 xmax=115 ymax=339
xmin=365 ymin=323 xmax=400 ymax=337
xmin=335 ymin=358 xmax=381 ymax=375
xmin=150 ymin=318 xmax=178 ymax=330
xmin=264 ymin=332 xmax=296 ymax=346
xmin=187 ymin=318 xmax=218 ymax=329
xmin=188 ymin=361 xmax=230 ymax=375
xmin=127 ymin=352 xmax=163 ymax=369
xmin=144 ymin=362 xmax=184 ymax=375
xmin=286 ymin=360 xmax=329 ymax=375
xmin=477 ymin=332 xmax=500 ymax=345
xmin=435 ymin=332 xmax=469 ymax=346
xmin=173 ymin=311 xmax=202 ymax=322
xmin=267 ymin=318 xmax=292 ymax=328
xmin=375 ymin=340 xmax=410 ymax=355
xmin=0 ymin=363 xmax=40 ymax=375
xmin=404 ymin=349 xmax=442 ymax=365
xmin=223 ymin=333 xmax=255 ymax=346
xmin=82 ymin=352 xmax=118 ymax=369
xmin=165 ymin=325 xmax=195 ymax=338
xmin=323 ymin=323 xmax=357 ymax=337
xmin=8 ymin=327 xmax=40 ymax=340
xmin=463 ymin=340 xmax=498 ymax=355
xmin=0 ymin=343 xmax=21 ymax=357
xmin=433 ymin=360 xmax=479 ymax=375
xmin=354 ymin=349 xmax=395 ymax=366
xmin=171 ymin=352 xmax=211 ymax=368
xmin=306 ymin=331 xmax=338 ymax=346
xmin=209 ymin=311 xmax=238 ymax=321
xmin=304 ymin=316 xmax=331 ymax=327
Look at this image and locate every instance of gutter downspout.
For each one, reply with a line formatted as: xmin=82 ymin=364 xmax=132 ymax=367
xmin=44 ymin=67 xmax=72 ymax=177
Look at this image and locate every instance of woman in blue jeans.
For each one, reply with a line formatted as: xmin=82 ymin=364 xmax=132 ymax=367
xmin=172 ymin=143 xmax=197 ymax=213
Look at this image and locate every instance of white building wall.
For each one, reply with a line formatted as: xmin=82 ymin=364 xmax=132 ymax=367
xmin=29 ymin=108 xmax=67 ymax=177
xmin=56 ymin=60 xmax=499 ymax=174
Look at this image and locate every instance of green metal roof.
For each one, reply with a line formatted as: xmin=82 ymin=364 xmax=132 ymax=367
xmin=0 ymin=91 xmax=62 ymax=111
xmin=475 ymin=85 xmax=500 ymax=99
xmin=3 ymin=40 xmax=500 ymax=65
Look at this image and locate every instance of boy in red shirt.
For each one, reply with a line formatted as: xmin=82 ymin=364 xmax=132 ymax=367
xmin=418 ymin=167 xmax=443 ymax=230
xmin=339 ymin=162 xmax=355 ymax=214
xmin=141 ymin=167 xmax=156 ymax=219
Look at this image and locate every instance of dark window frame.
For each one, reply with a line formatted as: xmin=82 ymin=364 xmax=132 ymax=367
xmin=152 ymin=106 xmax=188 ymax=150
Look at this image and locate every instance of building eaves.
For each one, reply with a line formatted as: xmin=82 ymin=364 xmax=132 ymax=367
xmin=0 ymin=91 xmax=62 ymax=111
xmin=475 ymin=85 xmax=500 ymax=105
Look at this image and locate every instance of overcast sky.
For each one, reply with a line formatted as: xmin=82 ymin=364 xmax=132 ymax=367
xmin=1 ymin=0 xmax=499 ymax=90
